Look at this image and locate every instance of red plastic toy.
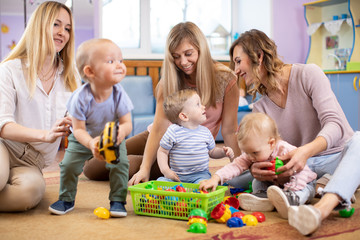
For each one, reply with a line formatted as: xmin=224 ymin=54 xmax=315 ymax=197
xmin=232 ymin=211 xmax=245 ymax=219
xmin=174 ymin=201 xmax=188 ymax=217
xmin=211 ymin=203 xmax=232 ymax=223
xmin=224 ymin=196 xmax=240 ymax=209
xmin=267 ymin=157 xmax=284 ymax=174
xmin=252 ymin=212 xmax=266 ymax=222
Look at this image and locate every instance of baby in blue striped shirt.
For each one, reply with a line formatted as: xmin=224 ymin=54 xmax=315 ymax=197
xmin=157 ymin=89 xmax=234 ymax=183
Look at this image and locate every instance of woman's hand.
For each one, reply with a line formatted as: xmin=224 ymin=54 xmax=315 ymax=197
xmin=128 ymin=168 xmax=150 ymax=186
xmin=276 ymin=147 xmax=308 ymax=178
xmin=250 ymin=161 xmax=277 ymax=182
xmin=44 ymin=116 xmax=72 ymax=143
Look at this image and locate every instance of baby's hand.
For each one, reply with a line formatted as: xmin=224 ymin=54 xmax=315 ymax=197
xmin=223 ymin=146 xmax=234 ymax=159
xmin=163 ymin=169 xmax=181 ymax=182
xmin=199 ymin=175 xmax=220 ymax=192
xmin=90 ymin=137 xmax=104 ymax=161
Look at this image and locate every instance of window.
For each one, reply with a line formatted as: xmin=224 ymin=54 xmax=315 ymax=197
xmin=150 ymin=0 xmax=231 ymax=55
xmin=100 ymin=0 xmax=271 ymax=59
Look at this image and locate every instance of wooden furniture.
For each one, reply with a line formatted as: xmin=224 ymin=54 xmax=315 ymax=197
xmin=124 ymin=59 xmax=232 ymax=93
xmin=124 ymin=60 xmax=163 ymax=94
xmin=304 ymin=0 xmax=360 ymax=70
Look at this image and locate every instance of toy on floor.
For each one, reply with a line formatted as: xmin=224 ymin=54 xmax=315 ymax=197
xmin=227 ymin=217 xmax=246 ymax=228
xmin=94 ymin=207 xmax=110 ymax=219
xmin=339 ymin=207 xmax=355 ymax=218
xmin=252 ymin=212 xmax=266 ymax=222
xmin=232 ymin=211 xmax=245 ymax=219
xmin=242 ymin=214 xmax=258 ymax=226
xmin=211 ymin=203 xmax=232 ymax=223
xmin=229 ymin=181 xmax=253 ymax=198
xmin=224 ymin=196 xmax=240 ymax=209
xmin=98 ymin=121 xmax=120 ymax=164
xmin=187 ymin=208 xmax=208 ymax=233
xmin=267 ymin=157 xmax=284 ymax=174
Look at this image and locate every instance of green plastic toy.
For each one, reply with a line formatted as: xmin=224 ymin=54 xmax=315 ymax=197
xmin=339 ymin=207 xmax=355 ymax=218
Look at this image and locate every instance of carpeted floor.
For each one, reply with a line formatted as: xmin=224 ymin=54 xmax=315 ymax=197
xmin=1 ymin=149 xmax=360 ymax=240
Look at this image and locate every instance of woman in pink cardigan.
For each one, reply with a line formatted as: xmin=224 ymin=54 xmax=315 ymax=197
xmin=229 ymin=29 xmax=359 ymax=235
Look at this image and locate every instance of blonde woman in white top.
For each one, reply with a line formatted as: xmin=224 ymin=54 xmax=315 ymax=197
xmin=0 ymin=1 xmax=79 ymax=212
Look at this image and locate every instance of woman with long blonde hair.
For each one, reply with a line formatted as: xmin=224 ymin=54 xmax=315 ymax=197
xmin=83 ymin=22 xmax=242 ymax=184
xmin=0 ymin=1 xmax=79 ymax=212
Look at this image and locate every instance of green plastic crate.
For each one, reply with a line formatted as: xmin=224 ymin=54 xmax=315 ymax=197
xmin=128 ymin=181 xmax=227 ymax=220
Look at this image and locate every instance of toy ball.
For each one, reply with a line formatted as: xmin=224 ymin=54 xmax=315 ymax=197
xmin=242 ymin=214 xmax=258 ymax=226
xmin=187 ymin=222 xmax=207 ymax=233
xmin=226 ymin=217 xmax=246 ymax=228
xmin=339 ymin=208 xmax=355 ymax=218
xmin=252 ymin=212 xmax=266 ymax=222
xmin=94 ymin=207 xmax=110 ymax=219
xmin=232 ymin=211 xmax=245 ymax=219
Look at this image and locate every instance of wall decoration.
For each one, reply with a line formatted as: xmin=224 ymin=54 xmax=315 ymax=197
xmin=1 ymin=24 xmax=9 ymax=34
xmin=326 ymin=35 xmax=338 ymax=49
xmin=7 ymin=40 xmax=16 ymax=50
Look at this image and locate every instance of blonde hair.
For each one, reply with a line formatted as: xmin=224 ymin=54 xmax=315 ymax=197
xmin=2 ymin=1 xmax=78 ymax=95
xmin=237 ymin=112 xmax=280 ymax=145
xmin=76 ymin=38 xmax=115 ymax=82
xmin=229 ymin=29 xmax=284 ymax=99
xmin=163 ymin=89 xmax=197 ymax=124
xmin=162 ymin=21 xmax=220 ymax=107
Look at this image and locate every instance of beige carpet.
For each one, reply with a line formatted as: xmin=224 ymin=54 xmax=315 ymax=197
xmin=1 ymin=150 xmax=360 ymax=240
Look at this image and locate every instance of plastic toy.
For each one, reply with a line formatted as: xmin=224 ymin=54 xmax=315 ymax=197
xmin=242 ymin=214 xmax=258 ymax=226
xmin=339 ymin=207 xmax=355 ymax=218
xmin=174 ymin=201 xmax=188 ymax=217
xmin=187 ymin=208 xmax=208 ymax=226
xmin=224 ymin=196 xmax=240 ymax=209
xmin=226 ymin=217 xmax=246 ymax=228
xmin=98 ymin=121 xmax=120 ymax=164
xmin=232 ymin=211 xmax=245 ymax=219
xmin=229 ymin=206 xmax=239 ymax=215
xmin=187 ymin=222 xmax=207 ymax=233
xmin=187 ymin=209 xmax=207 ymax=233
xmin=94 ymin=207 xmax=110 ymax=219
xmin=252 ymin=212 xmax=266 ymax=222
xmin=267 ymin=157 xmax=284 ymax=174
xmin=211 ymin=203 xmax=232 ymax=223
xmin=145 ymin=182 xmax=155 ymax=190
xmin=175 ymin=184 xmax=186 ymax=192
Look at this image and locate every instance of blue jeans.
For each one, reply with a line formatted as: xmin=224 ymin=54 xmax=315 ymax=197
xmin=227 ymin=132 xmax=360 ymax=206
xmin=157 ymin=170 xmax=211 ymax=184
xmin=319 ymin=131 xmax=360 ymax=206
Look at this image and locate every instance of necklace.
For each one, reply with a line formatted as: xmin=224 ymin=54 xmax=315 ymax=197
xmin=39 ymin=65 xmax=56 ymax=82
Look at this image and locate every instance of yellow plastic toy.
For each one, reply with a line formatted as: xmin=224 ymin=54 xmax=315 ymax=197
xmin=242 ymin=214 xmax=258 ymax=226
xmin=94 ymin=207 xmax=110 ymax=219
xmin=98 ymin=121 xmax=120 ymax=164
xmin=211 ymin=203 xmax=232 ymax=223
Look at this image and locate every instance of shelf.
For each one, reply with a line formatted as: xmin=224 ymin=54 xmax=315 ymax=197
xmin=304 ymin=0 xmax=347 ymax=7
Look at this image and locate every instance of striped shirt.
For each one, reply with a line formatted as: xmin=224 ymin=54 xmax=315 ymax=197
xmin=160 ymin=124 xmax=215 ymax=175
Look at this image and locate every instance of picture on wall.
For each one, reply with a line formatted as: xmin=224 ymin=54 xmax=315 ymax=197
xmin=326 ymin=35 xmax=339 ymax=49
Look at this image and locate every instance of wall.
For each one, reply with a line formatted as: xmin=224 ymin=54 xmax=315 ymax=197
xmin=0 ymin=15 xmax=24 ymax=60
xmin=272 ymin=0 xmax=314 ymax=64
xmin=1 ymin=0 xmax=314 ymax=63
